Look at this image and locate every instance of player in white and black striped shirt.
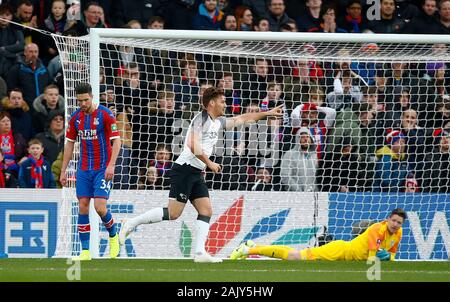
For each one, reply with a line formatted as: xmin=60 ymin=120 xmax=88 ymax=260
xmin=119 ymin=87 xmax=283 ymax=262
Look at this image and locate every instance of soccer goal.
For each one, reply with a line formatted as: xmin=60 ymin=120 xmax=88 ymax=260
xmin=53 ymin=29 xmax=450 ymax=260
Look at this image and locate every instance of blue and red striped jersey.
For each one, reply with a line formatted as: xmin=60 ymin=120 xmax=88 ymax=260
xmin=66 ymin=105 xmax=120 ymax=171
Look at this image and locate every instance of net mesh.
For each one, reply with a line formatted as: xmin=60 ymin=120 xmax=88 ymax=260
xmin=54 ymin=33 xmax=449 ymax=260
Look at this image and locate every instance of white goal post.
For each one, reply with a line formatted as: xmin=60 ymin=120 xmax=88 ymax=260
xmin=52 ymin=29 xmax=450 ymax=260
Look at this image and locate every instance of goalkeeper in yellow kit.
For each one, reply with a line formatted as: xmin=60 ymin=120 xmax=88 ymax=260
xmin=230 ymin=208 xmax=406 ymax=261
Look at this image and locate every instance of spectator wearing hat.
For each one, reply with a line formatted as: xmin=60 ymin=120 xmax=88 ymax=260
xmin=32 ymin=84 xmax=65 ymax=133
xmin=373 ymin=130 xmax=409 ymax=192
xmin=318 ymin=136 xmax=361 ymax=192
xmin=280 ymin=127 xmax=318 ymax=192
xmin=337 ymin=0 xmax=367 ymax=33
xmin=34 ymin=110 xmax=64 ymax=165
xmin=291 ymin=102 xmax=336 ymax=159
xmin=421 ymin=128 xmax=450 ymax=193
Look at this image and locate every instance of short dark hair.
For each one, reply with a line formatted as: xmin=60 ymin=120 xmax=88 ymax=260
xmin=202 ymin=87 xmax=223 ymax=109
xmin=8 ymin=88 xmax=23 ymax=97
xmin=0 ymin=111 xmax=12 ymax=123
xmin=389 ymin=208 xmax=407 ymax=220
xmin=148 ymin=16 xmax=165 ymax=26
xmin=346 ymin=0 xmax=362 ymax=8
xmin=319 ymin=4 xmax=336 ymax=21
xmin=220 ymin=71 xmax=233 ymax=78
xmin=0 ymin=3 xmax=13 ymax=15
xmin=44 ymin=84 xmax=59 ymax=93
xmin=156 ymin=143 xmax=171 ymax=152
xmin=75 ymin=82 xmax=92 ymax=95
xmin=17 ymin=0 xmax=33 ymax=8
xmin=157 ymin=90 xmax=175 ymax=101
xmin=84 ymin=1 xmax=101 ymax=11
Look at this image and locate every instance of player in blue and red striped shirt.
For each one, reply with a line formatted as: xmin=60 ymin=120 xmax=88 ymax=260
xmin=60 ymin=83 xmax=121 ymax=261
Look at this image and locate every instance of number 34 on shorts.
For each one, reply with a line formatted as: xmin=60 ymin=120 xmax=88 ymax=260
xmin=76 ymin=169 xmax=112 ymax=199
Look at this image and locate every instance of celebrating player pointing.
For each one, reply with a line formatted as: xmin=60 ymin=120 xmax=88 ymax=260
xmin=120 ymin=87 xmax=283 ymax=262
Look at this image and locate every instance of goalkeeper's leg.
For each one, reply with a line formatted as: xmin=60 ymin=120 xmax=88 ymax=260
xmin=232 ymin=240 xmax=349 ymax=261
xmin=119 ymin=199 xmax=183 ymax=245
xmin=231 ymin=243 xmax=298 ymax=260
xmin=298 ymin=240 xmax=349 ymax=260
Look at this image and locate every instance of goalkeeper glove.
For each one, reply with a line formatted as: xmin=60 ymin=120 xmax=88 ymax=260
xmin=376 ymin=249 xmax=391 ymax=261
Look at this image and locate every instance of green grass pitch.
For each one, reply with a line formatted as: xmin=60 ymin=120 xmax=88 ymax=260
xmin=0 ymin=259 xmax=449 ymax=282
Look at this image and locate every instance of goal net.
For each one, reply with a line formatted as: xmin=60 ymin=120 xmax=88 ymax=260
xmin=53 ymin=30 xmax=449 ymax=260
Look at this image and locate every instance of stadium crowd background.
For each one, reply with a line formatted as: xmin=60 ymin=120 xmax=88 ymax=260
xmin=0 ymin=0 xmax=449 ymax=193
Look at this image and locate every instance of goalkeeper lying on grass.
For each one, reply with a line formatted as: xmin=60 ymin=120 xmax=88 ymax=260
xmin=230 ymin=208 xmax=406 ymax=261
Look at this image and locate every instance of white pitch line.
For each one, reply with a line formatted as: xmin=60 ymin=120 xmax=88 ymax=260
xmin=10 ymin=267 xmax=450 ymax=275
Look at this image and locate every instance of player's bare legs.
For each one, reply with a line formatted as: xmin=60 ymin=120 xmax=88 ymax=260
xmin=94 ymin=198 xmax=119 ymax=258
xmin=167 ymin=198 xmax=187 ymax=220
xmin=191 ymin=197 xmax=222 ymax=263
xmin=119 ymin=199 xmax=185 ymax=244
xmin=73 ymin=197 xmax=91 ymax=260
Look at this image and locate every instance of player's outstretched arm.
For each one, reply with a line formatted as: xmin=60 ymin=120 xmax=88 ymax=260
xmin=60 ymin=140 xmax=75 ymax=187
xmin=224 ymin=105 xmax=284 ymax=130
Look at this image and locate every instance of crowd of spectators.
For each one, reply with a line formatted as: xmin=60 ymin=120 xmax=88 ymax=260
xmin=0 ymin=0 xmax=449 ymax=192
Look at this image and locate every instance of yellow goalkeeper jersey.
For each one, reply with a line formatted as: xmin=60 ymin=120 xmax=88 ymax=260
xmin=348 ymin=221 xmax=403 ymax=260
